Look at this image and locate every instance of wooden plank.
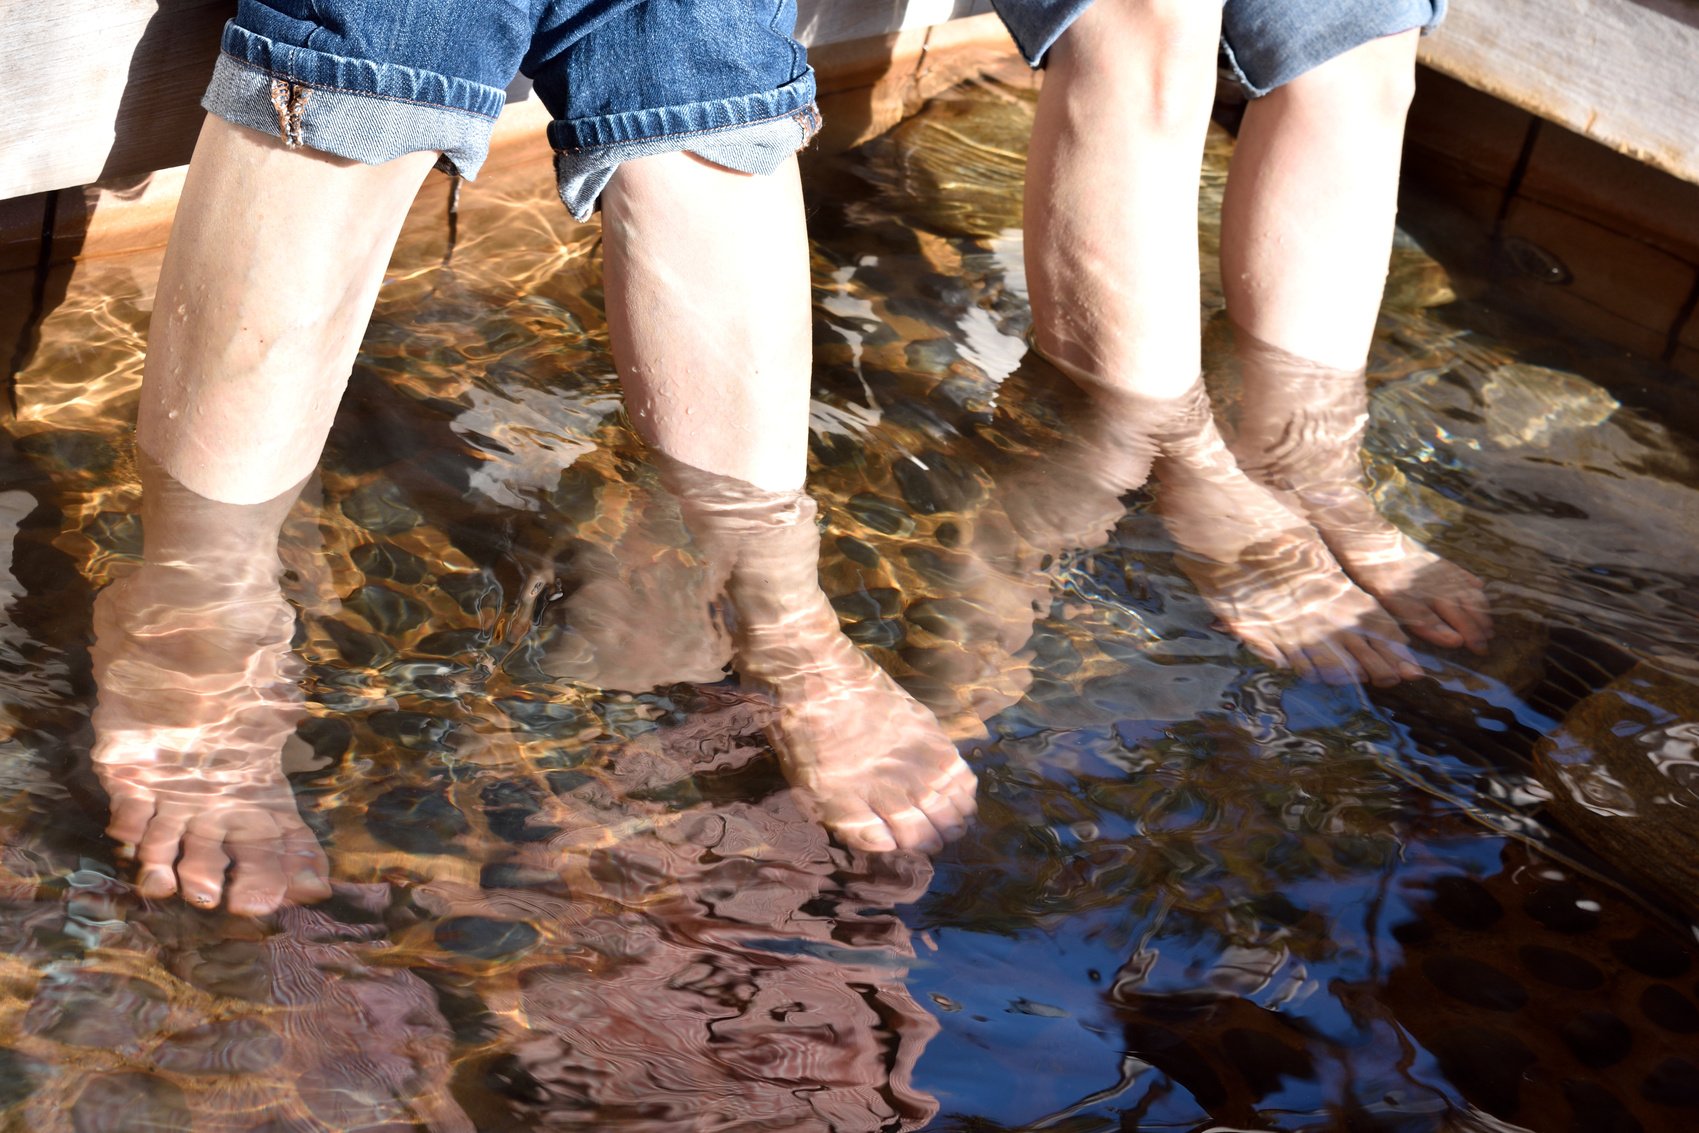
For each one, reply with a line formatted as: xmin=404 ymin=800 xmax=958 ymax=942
xmin=809 ymin=12 xmax=1019 ymax=153
xmin=1674 ymin=343 xmax=1699 ymax=381
xmin=1680 ymin=297 xmax=1699 ymax=356
xmin=795 ymin=0 xmax=996 ymax=46
xmin=0 ymin=267 xmax=39 ymax=373
xmin=1404 ymin=68 xmax=1535 ymax=191
xmin=1518 ymin=121 xmax=1699 ymax=266
xmin=1497 ymin=196 xmax=1699 ymax=360
xmin=52 ymin=166 xmax=188 ymax=262
xmin=0 ymin=1 xmax=229 ymax=200
xmin=1418 ymin=0 xmax=1699 ymax=185
xmin=0 ymin=195 xmax=48 ymax=273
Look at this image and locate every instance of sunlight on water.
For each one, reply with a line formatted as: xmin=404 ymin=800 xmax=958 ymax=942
xmin=0 ymin=69 xmax=1697 ymax=1132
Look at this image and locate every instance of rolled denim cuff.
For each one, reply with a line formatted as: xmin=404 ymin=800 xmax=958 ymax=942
xmin=988 ymin=0 xmax=1094 ymax=69
xmin=203 ymin=21 xmax=506 ymax=178
xmin=549 ymin=74 xmax=820 ymax=221
xmin=1223 ymin=0 xmax=1446 ymax=98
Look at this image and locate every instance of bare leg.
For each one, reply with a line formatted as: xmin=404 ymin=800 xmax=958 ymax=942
xmin=140 ymin=118 xmax=437 ymax=505
xmin=1025 ymin=1 xmax=1418 ymax=683
xmin=100 ymin=118 xmax=435 ymax=910
xmin=1220 ymin=32 xmax=1491 ymax=652
xmin=599 ymin=155 xmax=976 ymax=851
xmin=1024 ymin=0 xmax=1220 ymax=400
xmin=601 ymin=152 xmax=813 ymax=493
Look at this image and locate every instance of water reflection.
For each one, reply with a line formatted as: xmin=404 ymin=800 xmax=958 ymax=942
xmin=535 ymin=454 xmax=977 ymax=854
xmin=1 ymin=63 xmax=1698 ymax=1133
xmin=15 ymin=822 xmax=941 ymax=1131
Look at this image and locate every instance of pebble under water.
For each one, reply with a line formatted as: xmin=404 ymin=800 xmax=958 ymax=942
xmin=3 ymin=66 xmax=1699 ymax=1132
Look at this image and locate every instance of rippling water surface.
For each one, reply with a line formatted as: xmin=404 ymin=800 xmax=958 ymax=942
xmin=3 ymin=68 xmax=1699 ymax=1132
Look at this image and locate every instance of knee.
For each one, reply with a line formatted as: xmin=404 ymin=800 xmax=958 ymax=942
xmin=1275 ymin=31 xmax=1418 ymax=126
xmin=1052 ymin=0 xmax=1220 ymax=137
xmin=1355 ymin=45 xmax=1418 ymax=123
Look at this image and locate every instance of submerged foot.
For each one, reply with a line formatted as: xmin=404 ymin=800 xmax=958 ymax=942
xmin=1287 ymin=487 xmax=1491 ymax=654
xmin=1229 ymin=328 xmax=1492 ymax=654
xmin=742 ymin=611 xmax=978 ymax=854
xmin=1153 ymin=381 xmax=1422 ymax=687
xmin=1165 ymin=520 xmax=1420 ymax=687
xmin=537 ymin=538 xmax=733 ymax=691
xmin=91 ymin=569 xmax=330 ymax=914
xmin=663 ymin=468 xmax=978 ymax=854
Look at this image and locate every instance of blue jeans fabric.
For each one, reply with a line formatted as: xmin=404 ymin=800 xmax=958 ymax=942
xmin=203 ymin=0 xmax=818 ymax=218
xmin=991 ymin=0 xmax=1446 ymax=96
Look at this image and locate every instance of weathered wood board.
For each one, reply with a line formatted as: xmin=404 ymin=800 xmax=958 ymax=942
xmin=1417 ymin=0 xmax=1699 ymax=185
xmin=0 ymin=1 xmax=229 ymax=199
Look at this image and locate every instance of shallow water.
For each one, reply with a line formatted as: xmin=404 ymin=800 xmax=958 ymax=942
xmin=3 ymin=71 xmax=1699 ymax=1132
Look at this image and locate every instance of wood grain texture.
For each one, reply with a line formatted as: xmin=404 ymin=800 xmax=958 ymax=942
xmin=1418 ymin=0 xmax=1699 ymax=184
xmin=0 ymin=195 xmax=48 ymax=272
xmin=1404 ymin=69 xmax=1536 ymax=191
xmin=1498 ymin=196 xmax=1699 ymax=358
xmin=1519 ymin=122 xmax=1699 ymax=265
xmin=0 ymin=1 xmax=230 ymax=199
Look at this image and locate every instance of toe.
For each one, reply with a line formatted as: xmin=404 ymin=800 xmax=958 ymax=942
xmin=107 ymin=795 xmax=156 ymax=858
xmin=281 ymin=827 xmax=332 ymax=904
xmin=819 ymin=798 xmax=899 ymax=854
xmin=1434 ymin=595 xmax=1492 ymax=654
xmin=837 ymin=817 xmax=900 ymax=854
xmin=931 ymin=792 xmax=978 ymax=843
xmin=226 ymin=835 xmax=290 ymax=917
xmin=175 ymin=830 xmax=231 ymax=910
xmin=873 ymin=801 xmax=944 ymax=855
xmin=1341 ymin=635 xmax=1403 ymax=687
xmin=1300 ymin=639 xmax=1362 ymax=686
xmin=915 ymin=789 xmax=967 ymax=844
xmin=135 ymin=813 xmax=188 ymax=899
xmin=942 ymin=767 xmax=979 ymax=822
xmin=1356 ymin=608 xmax=1422 ymax=681
xmin=1237 ymin=630 xmax=1292 ymax=674
xmin=1285 ymin=647 xmax=1321 ymax=685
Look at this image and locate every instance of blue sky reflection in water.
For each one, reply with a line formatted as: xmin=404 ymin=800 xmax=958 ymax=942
xmin=1 ymin=67 xmax=1698 ymax=1132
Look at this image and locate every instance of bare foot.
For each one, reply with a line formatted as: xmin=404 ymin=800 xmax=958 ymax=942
xmin=742 ymin=613 xmax=979 ymax=854
xmin=1229 ymin=328 xmax=1491 ymax=653
xmin=90 ymin=462 xmax=330 ymax=915
xmin=1152 ymin=381 xmax=1423 ymax=687
xmin=672 ymin=467 xmax=978 ymax=853
xmin=1281 ymin=486 xmax=1490 ymax=655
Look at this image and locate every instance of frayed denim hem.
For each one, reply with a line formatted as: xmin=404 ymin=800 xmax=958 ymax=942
xmin=1222 ymin=0 xmax=1445 ymax=98
xmin=551 ymin=85 xmax=820 ymax=220
xmin=204 ymin=26 xmax=504 ymax=177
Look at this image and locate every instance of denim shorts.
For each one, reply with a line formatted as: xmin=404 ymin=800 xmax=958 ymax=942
xmin=202 ymin=0 xmax=819 ymax=219
xmin=991 ymin=0 xmax=1446 ymax=97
